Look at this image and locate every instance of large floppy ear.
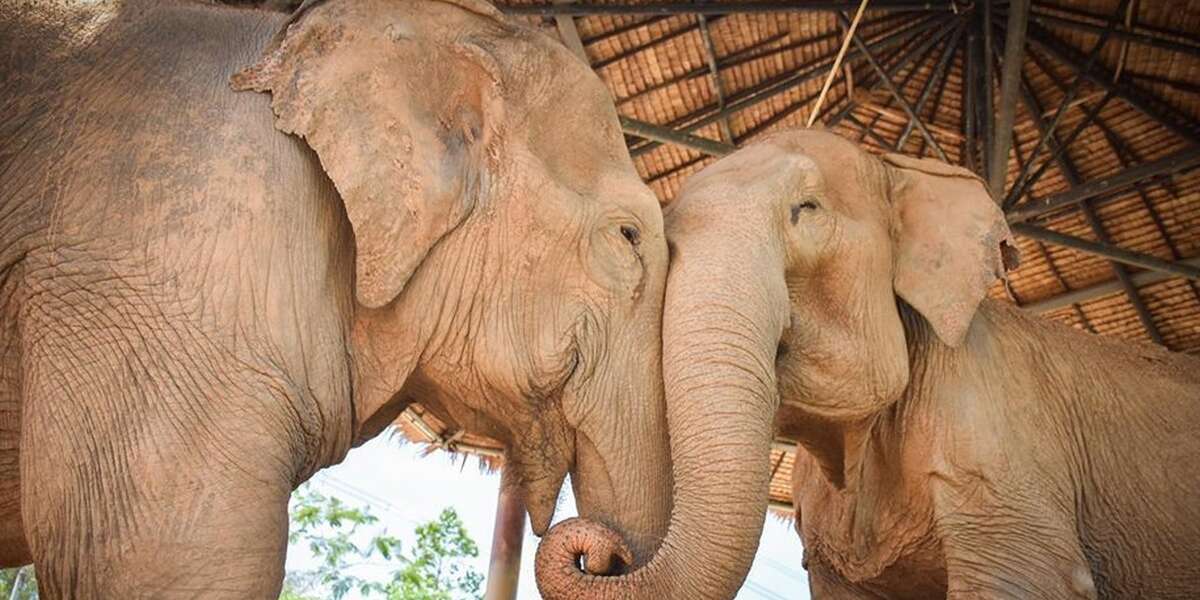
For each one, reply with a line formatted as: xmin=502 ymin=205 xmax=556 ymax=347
xmin=882 ymin=153 xmax=1018 ymax=347
xmin=232 ymin=1 xmax=504 ymax=308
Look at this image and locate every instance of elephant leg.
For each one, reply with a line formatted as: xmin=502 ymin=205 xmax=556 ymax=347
xmin=0 ymin=393 xmax=26 ymax=568
xmin=0 ymin=305 xmax=28 ymax=567
xmin=18 ymin=317 xmax=305 ymax=598
xmin=937 ymin=509 xmax=1096 ymax=600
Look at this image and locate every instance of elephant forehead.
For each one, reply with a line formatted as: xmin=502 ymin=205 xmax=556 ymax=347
xmin=688 ymin=143 xmax=822 ymax=197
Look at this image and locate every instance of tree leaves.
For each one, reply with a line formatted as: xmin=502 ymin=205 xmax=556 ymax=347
xmin=283 ymin=485 xmax=483 ymax=600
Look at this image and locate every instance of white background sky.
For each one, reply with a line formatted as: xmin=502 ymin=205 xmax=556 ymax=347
xmin=287 ymin=435 xmax=812 ymax=600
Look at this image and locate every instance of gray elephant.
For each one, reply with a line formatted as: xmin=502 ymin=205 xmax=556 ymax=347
xmin=536 ymin=129 xmax=1200 ymax=599
xmin=0 ymin=0 xmax=673 ymax=596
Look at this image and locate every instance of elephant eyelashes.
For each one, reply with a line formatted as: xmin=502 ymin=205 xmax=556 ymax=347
xmin=620 ymin=225 xmax=641 ymax=246
xmin=790 ymin=200 xmax=820 ymax=225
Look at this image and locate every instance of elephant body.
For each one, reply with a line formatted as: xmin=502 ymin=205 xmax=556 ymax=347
xmin=788 ymin=299 xmax=1200 ymax=599
xmin=535 ymin=128 xmax=1200 ymax=600
xmin=1 ymin=4 xmax=343 ymax=582
xmin=1 ymin=1 xmax=673 ymax=596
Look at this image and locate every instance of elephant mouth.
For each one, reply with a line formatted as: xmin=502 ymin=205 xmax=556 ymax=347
xmin=524 ymin=461 xmax=570 ymax=536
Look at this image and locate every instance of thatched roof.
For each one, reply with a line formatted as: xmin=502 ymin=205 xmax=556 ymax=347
xmin=398 ymin=0 xmax=1200 ymax=510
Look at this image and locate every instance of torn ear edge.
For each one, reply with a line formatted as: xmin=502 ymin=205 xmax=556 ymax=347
xmin=880 ymin=151 xmax=1022 ymax=278
xmin=882 ymin=152 xmax=1021 ymax=347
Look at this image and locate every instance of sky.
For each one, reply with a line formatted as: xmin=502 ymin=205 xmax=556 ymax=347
xmin=287 ymin=434 xmax=812 ymax=600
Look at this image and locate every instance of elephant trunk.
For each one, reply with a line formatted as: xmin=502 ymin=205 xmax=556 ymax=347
xmin=537 ymin=224 xmax=788 ymax=599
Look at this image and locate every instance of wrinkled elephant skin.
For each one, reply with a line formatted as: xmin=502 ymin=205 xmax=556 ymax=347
xmin=538 ymin=128 xmax=1200 ymax=599
xmin=0 ymin=0 xmax=671 ymax=596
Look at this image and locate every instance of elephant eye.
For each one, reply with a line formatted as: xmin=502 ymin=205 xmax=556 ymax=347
xmin=620 ymin=225 xmax=641 ymax=246
xmin=790 ymin=200 xmax=821 ymax=225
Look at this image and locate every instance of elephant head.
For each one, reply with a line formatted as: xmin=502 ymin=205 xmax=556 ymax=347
xmin=233 ymin=0 xmax=671 ymax=561
xmin=536 ymin=129 xmax=1014 ymax=598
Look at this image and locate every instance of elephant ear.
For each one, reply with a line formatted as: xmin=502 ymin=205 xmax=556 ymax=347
xmin=232 ymin=1 xmax=503 ymax=308
xmin=882 ymin=153 xmax=1018 ymax=347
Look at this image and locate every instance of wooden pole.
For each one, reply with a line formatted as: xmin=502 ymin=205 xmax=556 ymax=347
xmin=806 ymin=0 xmax=869 ymax=127
xmin=484 ymin=466 xmax=527 ymax=600
xmin=8 ymin=568 xmax=26 ymax=600
xmin=988 ymin=0 xmax=1029 ymax=201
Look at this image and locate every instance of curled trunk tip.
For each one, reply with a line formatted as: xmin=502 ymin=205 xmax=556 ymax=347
xmin=535 ymin=518 xmax=638 ymax=599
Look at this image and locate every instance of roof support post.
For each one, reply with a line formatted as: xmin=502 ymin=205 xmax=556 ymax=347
xmin=484 ymin=466 xmax=527 ymax=600
xmin=1002 ymin=0 xmax=1131 ymax=208
xmin=697 ymin=15 xmax=736 ymax=143
xmin=962 ymin=21 xmax=978 ymax=173
xmin=979 ymin=0 xmax=995 ymax=184
xmin=988 ymin=0 xmax=1029 ymax=201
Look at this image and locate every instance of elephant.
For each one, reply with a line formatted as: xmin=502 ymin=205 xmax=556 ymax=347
xmin=535 ymin=129 xmax=1200 ymax=599
xmin=0 ymin=0 xmax=674 ymax=596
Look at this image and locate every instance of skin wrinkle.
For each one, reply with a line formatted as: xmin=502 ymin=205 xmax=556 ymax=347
xmin=657 ymin=129 xmax=1200 ymax=599
xmin=4 ymin=0 xmax=674 ymax=595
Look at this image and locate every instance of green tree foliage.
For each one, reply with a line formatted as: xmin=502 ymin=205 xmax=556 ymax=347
xmin=282 ymin=485 xmax=483 ymax=600
xmin=0 ymin=566 xmax=37 ymax=600
xmin=0 ymin=487 xmax=483 ymax=600
xmin=387 ymin=509 xmax=484 ymax=600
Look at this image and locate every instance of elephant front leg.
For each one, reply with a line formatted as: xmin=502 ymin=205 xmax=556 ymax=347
xmin=18 ymin=328 xmax=305 ymax=598
xmin=0 ymin=307 xmax=28 ymax=567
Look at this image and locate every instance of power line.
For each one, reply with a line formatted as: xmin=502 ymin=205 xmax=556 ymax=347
xmin=763 ymin=556 xmax=808 ymax=584
xmin=742 ymin=579 xmax=795 ymax=600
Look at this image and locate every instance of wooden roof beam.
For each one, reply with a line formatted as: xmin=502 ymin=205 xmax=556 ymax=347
xmin=1089 ymin=112 xmax=1200 ymax=311
xmin=501 ymin=1 xmax=955 ymax=17
xmin=987 ymin=0 xmax=1029 ymax=201
xmin=620 ymin=116 xmax=735 ymax=156
xmin=614 ymin=30 xmax=790 ymax=107
xmin=1006 ymin=148 xmax=1200 ymax=224
xmin=1014 ymin=66 xmax=1165 ymax=344
xmin=1023 ymin=257 xmax=1200 ymax=313
xmin=1004 ymin=90 xmax=1115 ymax=209
xmin=697 ymin=15 xmax=735 ymax=143
xmin=547 ymin=4 xmax=738 ymax=158
xmin=628 ymin=13 xmax=948 ymax=157
xmin=842 ymin=23 xmax=958 ymax=148
xmin=593 ymin=15 xmax=726 ymax=69
xmin=1011 ymin=224 xmax=1200 ymax=282
xmin=837 ymin=11 xmax=949 ymax=161
xmin=612 ymin=12 xmax=920 ymax=109
xmin=1002 ymin=0 xmax=1130 ymax=209
xmin=894 ymin=20 xmax=962 ymax=151
xmin=1026 ymin=4 xmax=1200 ymax=60
xmin=1024 ymin=22 xmax=1200 ymax=148
xmin=827 ymin=16 xmax=956 ymax=128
